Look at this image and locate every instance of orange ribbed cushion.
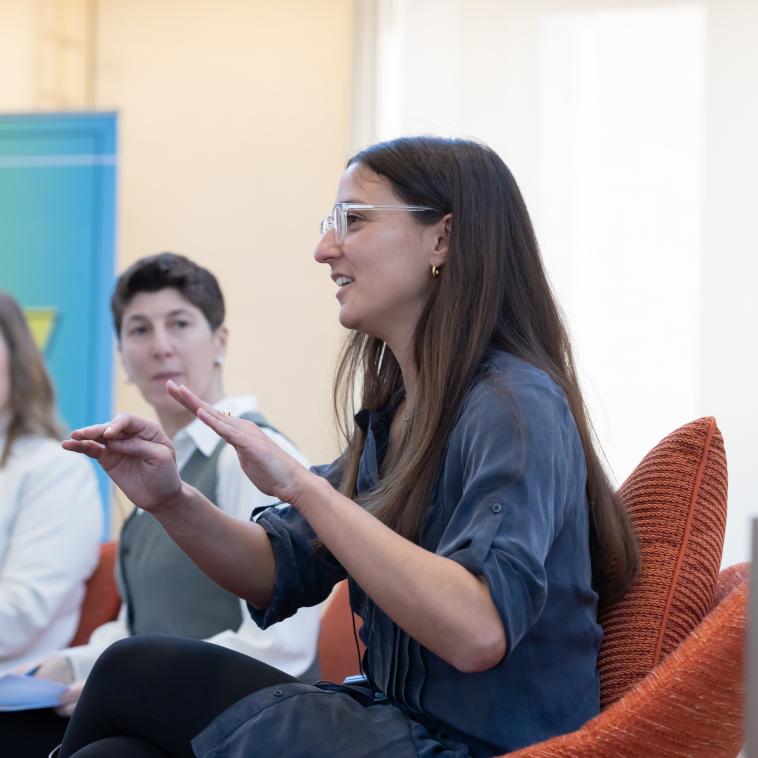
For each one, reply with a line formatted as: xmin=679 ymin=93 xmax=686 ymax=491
xmin=506 ymin=567 xmax=747 ymax=758
xmin=597 ymin=417 xmax=727 ymax=709
xmin=70 ymin=541 xmax=121 ymax=646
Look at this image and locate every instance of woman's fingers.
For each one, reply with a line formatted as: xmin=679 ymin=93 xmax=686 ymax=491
xmin=168 ymin=381 xmax=264 ymax=450
xmin=195 ymin=407 xmax=265 ymax=451
xmin=70 ymin=412 xmax=134 ymax=441
xmin=70 ymin=413 xmax=170 ymax=447
xmin=69 ymin=421 xmax=112 ymax=442
xmin=64 ymin=435 xmax=172 ymax=464
xmin=64 ymin=412 xmax=174 ymax=464
xmin=166 ymin=380 xmax=213 ymax=415
xmin=62 ymin=439 xmax=106 ymax=459
xmin=169 ymin=382 xmax=247 ymax=433
xmin=106 ymin=436 xmax=173 ymax=460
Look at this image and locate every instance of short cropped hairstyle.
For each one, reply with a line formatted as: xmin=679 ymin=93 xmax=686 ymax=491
xmin=111 ymin=252 xmax=225 ymax=337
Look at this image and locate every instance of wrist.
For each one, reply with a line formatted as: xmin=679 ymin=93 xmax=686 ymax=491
xmin=286 ymin=470 xmax=331 ymax=516
xmin=150 ymin=481 xmax=196 ymax=522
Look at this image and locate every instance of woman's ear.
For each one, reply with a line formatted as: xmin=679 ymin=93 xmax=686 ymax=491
xmin=117 ymin=342 xmax=133 ymax=384
xmin=430 ymin=213 xmax=452 ymax=269
xmin=213 ymin=325 xmax=229 ymax=365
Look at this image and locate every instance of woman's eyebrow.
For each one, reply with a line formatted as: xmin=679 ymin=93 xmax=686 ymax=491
xmin=166 ymin=309 xmax=194 ymax=318
xmin=337 ymin=197 xmax=369 ymax=205
xmin=124 ymin=313 xmax=148 ymax=324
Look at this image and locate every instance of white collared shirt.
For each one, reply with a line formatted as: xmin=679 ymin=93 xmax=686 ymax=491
xmin=0 ymin=436 xmax=102 ymax=675
xmin=65 ymin=397 xmax=321 ymax=680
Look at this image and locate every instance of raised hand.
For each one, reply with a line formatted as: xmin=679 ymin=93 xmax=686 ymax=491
xmin=62 ymin=413 xmax=183 ymax=513
xmin=167 ymin=381 xmax=312 ymax=506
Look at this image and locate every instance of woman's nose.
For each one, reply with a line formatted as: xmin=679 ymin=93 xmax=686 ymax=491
xmin=314 ymin=231 xmax=341 ymax=264
xmin=150 ymin=327 xmax=174 ymax=356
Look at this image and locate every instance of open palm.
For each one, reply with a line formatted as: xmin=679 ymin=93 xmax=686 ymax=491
xmin=166 ymin=381 xmax=311 ymax=505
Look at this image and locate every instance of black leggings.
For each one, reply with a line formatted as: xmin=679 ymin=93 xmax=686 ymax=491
xmin=59 ymin=635 xmax=297 ymax=758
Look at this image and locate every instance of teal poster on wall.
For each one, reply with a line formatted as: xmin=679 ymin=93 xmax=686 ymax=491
xmin=0 ymin=112 xmax=117 ymax=532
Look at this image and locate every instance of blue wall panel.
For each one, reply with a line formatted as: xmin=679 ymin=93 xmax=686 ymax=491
xmin=0 ymin=112 xmax=117 ymax=533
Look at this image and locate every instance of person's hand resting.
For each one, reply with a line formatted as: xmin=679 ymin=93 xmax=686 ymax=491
xmin=62 ymin=413 xmax=183 ymax=514
xmin=14 ymin=654 xmax=83 ymax=718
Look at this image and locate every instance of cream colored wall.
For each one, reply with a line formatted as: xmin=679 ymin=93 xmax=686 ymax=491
xmin=0 ymin=0 xmax=353 ymax=527
xmin=0 ymin=1 xmax=37 ymax=109
xmin=95 ymin=1 xmax=352 ymax=470
xmin=0 ymin=0 xmax=96 ymax=110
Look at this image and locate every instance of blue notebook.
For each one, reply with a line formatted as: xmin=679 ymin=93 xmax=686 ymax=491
xmin=0 ymin=674 xmax=67 ymax=711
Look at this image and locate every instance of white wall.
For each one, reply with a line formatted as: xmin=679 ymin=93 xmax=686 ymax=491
xmin=701 ymin=0 xmax=758 ymax=566
xmin=355 ymin=0 xmax=758 ymax=565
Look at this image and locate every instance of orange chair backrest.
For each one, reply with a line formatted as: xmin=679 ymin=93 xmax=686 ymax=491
xmin=318 ymin=580 xmax=366 ymax=683
xmin=70 ymin=541 xmax=121 ymax=646
xmin=597 ymin=417 xmax=728 ymax=708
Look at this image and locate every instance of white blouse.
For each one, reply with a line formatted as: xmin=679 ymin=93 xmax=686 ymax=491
xmin=0 ymin=435 xmax=103 ymax=675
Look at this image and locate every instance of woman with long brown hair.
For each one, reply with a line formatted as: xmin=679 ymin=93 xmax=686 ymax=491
xmin=0 ymin=292 xmax=102 ymax=675
xmin=57 ymin=136 xmax=638 ymax=757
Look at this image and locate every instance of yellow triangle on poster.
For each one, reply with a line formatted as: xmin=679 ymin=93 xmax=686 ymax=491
xmin=25 ymin=308 xmax=58 ymax=353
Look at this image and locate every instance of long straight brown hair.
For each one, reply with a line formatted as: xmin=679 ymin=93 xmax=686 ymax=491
xmin=333 ymin=137 xmax=639 ymax=605
xmin=0 ymin=292 xmax=63 ymax=466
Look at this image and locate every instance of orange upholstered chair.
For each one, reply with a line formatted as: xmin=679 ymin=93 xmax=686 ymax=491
xmin=318 ymin=580 xmax=365 ymax=683
xmin=598 ymin=417 xmax=729 ymax=708
xmin=507 ymin=416 xmax=743 ymax=756
xmin=316 ymin=417 xmax=746 ymax=756
xmin=508 ymin=564 xmax=747 ymax=757
xmin=318 ymin=566 xmax=747 ymax=757
xmin=69 ymin=541 xmax=121 ymax=646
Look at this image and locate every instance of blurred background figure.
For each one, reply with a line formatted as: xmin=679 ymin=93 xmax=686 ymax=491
xmin=0 ymin=291 xmax=102 ymax=675
xmin=0 ymin=254 xmax=321 ymax=753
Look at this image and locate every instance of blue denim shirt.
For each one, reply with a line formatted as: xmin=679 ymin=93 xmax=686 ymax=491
xmin=193 ymin=350 xmax=601 ymax=757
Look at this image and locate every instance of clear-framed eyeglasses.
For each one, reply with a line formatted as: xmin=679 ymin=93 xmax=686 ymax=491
xmin=319 ymin=202 xmax=437 ymax=244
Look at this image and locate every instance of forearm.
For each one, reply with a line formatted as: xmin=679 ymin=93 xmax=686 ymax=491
xmin=294 ymin=475 xmax=506 ymax=672
xmin=152 ymin=483 xmax=276 ymax=607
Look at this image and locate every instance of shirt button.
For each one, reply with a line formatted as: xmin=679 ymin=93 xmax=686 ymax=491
xmin=273 ymin=688 xmax=283 ymax=697
xmin=491 ymin=503 xmax=502 ymax=513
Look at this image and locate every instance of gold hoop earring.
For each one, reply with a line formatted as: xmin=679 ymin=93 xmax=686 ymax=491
xmin=431 ymin=265 xmax=440 ymax=278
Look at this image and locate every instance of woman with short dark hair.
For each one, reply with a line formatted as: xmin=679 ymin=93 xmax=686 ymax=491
xmin=58 ymin=137 xmax=638 ymax=757
xmin=5 ymin=255 xmax=319 ymax=755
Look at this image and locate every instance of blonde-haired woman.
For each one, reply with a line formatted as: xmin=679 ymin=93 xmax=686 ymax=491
xmin=0 ymin=292 xmax=102 ymax=673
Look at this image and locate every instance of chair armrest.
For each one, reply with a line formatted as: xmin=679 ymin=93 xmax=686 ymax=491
xmin=507 ymin=574 xmax=747 ymax=758
xmin=69 ymin=541 xmax=121 ymax=646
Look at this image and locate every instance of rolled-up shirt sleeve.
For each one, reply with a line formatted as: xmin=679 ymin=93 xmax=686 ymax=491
xmin=248 ymin=460 xmax=347 ymax=628
xmin=437 ymin=369 xmax=582 ymax=657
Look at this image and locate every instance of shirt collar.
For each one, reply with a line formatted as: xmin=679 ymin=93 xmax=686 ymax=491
xmin=354 ymin=390 xmax=405 ymax=435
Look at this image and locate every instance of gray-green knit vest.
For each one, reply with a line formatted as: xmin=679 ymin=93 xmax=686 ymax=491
xmin=115 ymin=412 xmax=274 ymax=638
